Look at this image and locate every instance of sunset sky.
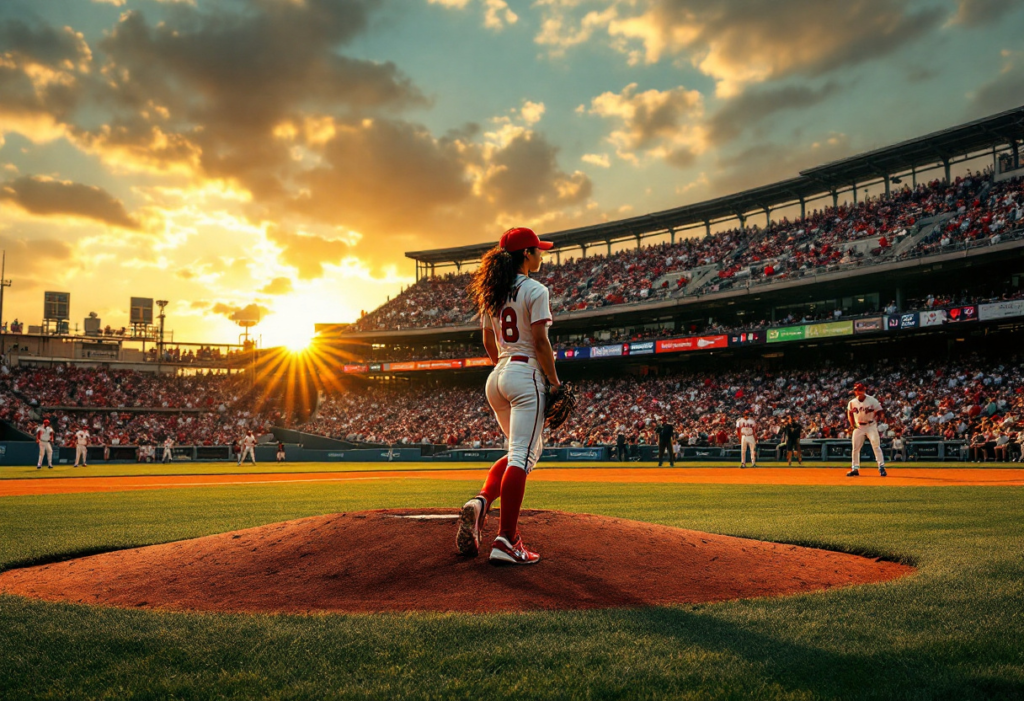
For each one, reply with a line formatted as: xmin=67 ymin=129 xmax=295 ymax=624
xmin=0 ymin=0 xmax=1020 ymax=347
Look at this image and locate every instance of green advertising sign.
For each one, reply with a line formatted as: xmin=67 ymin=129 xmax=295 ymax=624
xmin=805 ymin=321 xmax=854 ymax=339
xmin=766 ymin=325 xmax=806 ymax=343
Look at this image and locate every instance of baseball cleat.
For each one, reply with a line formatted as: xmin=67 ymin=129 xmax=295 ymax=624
xmin=740 ymin=463 xmax=746 ymax=469
xmin=879 ymin=466 xmax=887 ymax=477
xmin=489 ymin=533 xmax=540 ymax=565
xmin=846 ymin=468 xmax=860 ymax=477
xmin=456 ymin=496 xmax=487 ymax=557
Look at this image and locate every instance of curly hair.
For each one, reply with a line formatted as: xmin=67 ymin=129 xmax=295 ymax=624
xmin=469 ymin=245 xmax=532 ymax=318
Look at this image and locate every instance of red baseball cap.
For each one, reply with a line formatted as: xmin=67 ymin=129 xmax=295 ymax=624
xmin=853 ymin=382 xmax=866 ymax=392
xmin=499 ymin=227 xmax=554 ymax=252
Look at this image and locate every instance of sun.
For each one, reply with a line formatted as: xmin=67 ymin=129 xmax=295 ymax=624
xmin=284 ymin=329 xmax=317 ymax=353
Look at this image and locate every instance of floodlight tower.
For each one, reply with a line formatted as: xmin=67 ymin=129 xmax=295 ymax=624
xmin=156 ymin=300 xmax=169 ymax=370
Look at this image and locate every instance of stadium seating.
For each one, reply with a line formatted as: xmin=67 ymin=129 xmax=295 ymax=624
xmin=349 ymin=172 xmax=1021 ymax=332
xmin=300 ymin=356 xmax=1022 ymax=455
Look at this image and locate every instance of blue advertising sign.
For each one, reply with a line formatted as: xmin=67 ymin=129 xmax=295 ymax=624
xmin=590 ymin=343 xmax=624 ymax=358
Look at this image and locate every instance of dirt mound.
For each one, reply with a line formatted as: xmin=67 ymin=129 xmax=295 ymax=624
xmin=0 ymin=510 xmax=913 ymax=614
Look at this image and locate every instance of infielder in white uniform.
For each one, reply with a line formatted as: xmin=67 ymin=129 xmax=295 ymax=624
xmin=846 ymin=382 xmax=887 ymax=477
xmin=238 ymin=430 xmax=257 ymax=465
xmin=74 ymin=427 xmax=90 ymax=467
xmin=36 ymin=419 xmax=55 ymax=469
xmin=456 ymin=227 xmax=558 ymax=565
xmin=736 ymin=410 xmax=757 ymax=468
xmin=162 ymin=436 xmax=174 ymax=463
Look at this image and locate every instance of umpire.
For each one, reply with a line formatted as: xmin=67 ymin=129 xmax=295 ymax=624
xmin=785 ymin=413 xmax=804 ymax=465
xmin=657 ymin=418 xmax=676 ymax=467
xmin=615 ymin=425 xmax=628 ymax=461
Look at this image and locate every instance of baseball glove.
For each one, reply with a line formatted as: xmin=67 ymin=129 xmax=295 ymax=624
xmin=544 ymin=381 xmax=578 ymax=430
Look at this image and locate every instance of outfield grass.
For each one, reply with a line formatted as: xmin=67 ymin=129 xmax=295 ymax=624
xmin=1 ymin=478 xmax=1022 ymax=699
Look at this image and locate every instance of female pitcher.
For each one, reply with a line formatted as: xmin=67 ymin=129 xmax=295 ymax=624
xmin=456 ymin=227 xmax=559 ymax=564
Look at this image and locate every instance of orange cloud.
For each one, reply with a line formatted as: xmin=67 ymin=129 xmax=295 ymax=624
xmin=0 ymin=176 xmax=141 ymax=229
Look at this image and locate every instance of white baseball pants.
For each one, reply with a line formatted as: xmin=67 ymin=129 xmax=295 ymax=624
xmin=37 ymin=441 xmax=53 ymax=467
xmin=852 ymin=423 xmax=884 ymax=467
xmin=239 ymin=446 xmax=256 ymax=464
xmin=163 ymin=448 xmax=172 ymax=463
xmin=740 ymin=435 xmax=757 ymax=464
xmin=75 ymin=445 xmax=88 ymax=465
xmin=486 ymin=358 xmax=546 ymax=474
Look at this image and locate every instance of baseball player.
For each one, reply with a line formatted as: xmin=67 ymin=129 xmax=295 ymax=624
xmin=73 ymin=425 xmax=90 ymax=467
xmin=276 ymin=441 xmax=286 ymax=462
xmin=238 ymin=429 xmax=257 ymax=465
xmin=162 ymin=436 xmax=174 ymax=463
xmin=736 ymin=409 xmax=757 ymax=468
xmin=456 ymin=227 xmax=557 ymax=565
xmin=847 ymin=382 xmax=887 ymax=477
xmin=36 ymin=419 xmax=55 ymax=469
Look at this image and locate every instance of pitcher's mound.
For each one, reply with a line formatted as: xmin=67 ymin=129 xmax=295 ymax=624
xmin=0 ymin=509 xmax=913 ymax=614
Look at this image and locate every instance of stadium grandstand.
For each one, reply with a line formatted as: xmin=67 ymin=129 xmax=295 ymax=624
xmin=295 ymin=107 xmax=1024 ymax=463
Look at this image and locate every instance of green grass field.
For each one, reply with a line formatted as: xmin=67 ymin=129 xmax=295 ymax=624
xmin=1 ymin=472 xmax=1022 ymax=699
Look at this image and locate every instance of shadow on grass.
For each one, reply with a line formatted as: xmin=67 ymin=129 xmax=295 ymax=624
xmin=616 ymin=606 xmax=1021 ymax=700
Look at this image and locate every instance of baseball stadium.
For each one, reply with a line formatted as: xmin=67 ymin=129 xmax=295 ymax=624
xmin=1 ymin=2 xmax=1023 ymax=699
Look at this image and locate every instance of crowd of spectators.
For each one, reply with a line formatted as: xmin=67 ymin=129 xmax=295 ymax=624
xmin=0 ymin=365 xmax=277 ymax=448
xmin=345 ymin=172 xmax=1022 ymax=333
xmin=913 ymin=176 xmax=1024 ymax=256
xmin=297 ymin=355 xmax=1023 ymax=462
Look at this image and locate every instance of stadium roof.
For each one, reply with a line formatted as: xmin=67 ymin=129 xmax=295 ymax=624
xmin=407 ymin=106 xmax=1024 ymax=266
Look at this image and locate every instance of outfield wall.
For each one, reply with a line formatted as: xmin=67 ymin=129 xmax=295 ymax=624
xmin=0 ymin=439 xmax=971 ymax=466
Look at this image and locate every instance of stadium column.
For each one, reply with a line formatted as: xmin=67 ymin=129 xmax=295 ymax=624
xmin=635 ymin=233 xmax=641 ymax=249
xmin=799 ymin=197 xmax=806 ymax=220
xmin=831 ymin=190 xmax=839 ymax=209
xmin=580 ymin=243 xmax=587 ymax=259
xmin=852 ymin=182 xmax=858 ymax=205
xmin=943 ymin=158 xmax=951 ymax=183
xmin=763 ymin=206 xmax=770 ymax=227
xmin=607 ymin=240 xmax=612 ymax=256
xmin=884 ymin=175 xmax=890 ymax=196
xmin=669 ymin=227 xmax=676 ymax=245
xmin=704 ymin=220 xmax=712 ymax=238
xmin=1012 ymin=140 xmax=1019 ymax=170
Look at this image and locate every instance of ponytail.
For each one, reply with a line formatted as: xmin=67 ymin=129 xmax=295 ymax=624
xmin=469 ymin=245 xmax=532 ymax=317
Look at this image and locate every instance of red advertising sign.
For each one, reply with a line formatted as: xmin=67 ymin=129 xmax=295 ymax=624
xmin=656 ymin=335 xmax=728 ymax=353
xmin=414 ymin=359 xmax=464 ymax=371
xmin=343 ymin=364 xmax=369 ymax=374
xmin=388 ymin=361 xmax=416 ymax=371
xmin=465 ymin=357 xmax=495 ymax=367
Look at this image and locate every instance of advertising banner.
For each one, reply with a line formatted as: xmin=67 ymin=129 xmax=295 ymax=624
xmin=388 ymin=361 xmax=416 ymax=371
xmin=805 ymin=321 xmax=853 ymax=339
xmin=623 ymin=340 xmax=655 ymax=355
xmin=979 ymin=299 xmax=1024 ymax=321
xmin=368 ymin=363 xmax=382 ymax=372
xmin=728 ymin=330 xmax=766 ymax=346
xmin=945 ymin=305 xmax=977 ymax=323
xmin=342 ymin=364 xmax=368 ymax=374
xmin=919 ymin=310 xmax=947 ymax=327
xmin=887 ymin=312 xmax=919 ymax=330
xmin=414 ymin=359 xmax=464 ymax=371
xmin=853 ymin=317 xmax=884 ymax=333
xmin=590 ymin=343 xmax=624 ymax=358
xmin=766 ymin=325 xmax=806 ymax=344
xmin=464 ymin=357 xmax=494 ymax=368
xmin=656 ymin=335 xmax=728 ymax=353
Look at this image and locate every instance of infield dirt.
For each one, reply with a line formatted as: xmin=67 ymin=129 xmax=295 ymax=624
xmin=0 ymin=509 xmax=913 ymax=614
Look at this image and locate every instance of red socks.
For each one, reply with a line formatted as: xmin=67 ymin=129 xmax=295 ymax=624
xmin=478 ymin=456 xmax=508 ymax=507
xmin=497 ymin=464 xmax=527 ymax=540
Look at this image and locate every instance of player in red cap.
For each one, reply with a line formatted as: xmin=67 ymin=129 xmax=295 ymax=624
xmin=456 ymin=227 xmax=558 ymax=565
xmin=846 ymin=382 xmax=887 ymax=477
xmin=36 ymin=418 xmax=55 ymax=469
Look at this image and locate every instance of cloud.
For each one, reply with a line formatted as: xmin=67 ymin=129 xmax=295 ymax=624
xmin=208 ymin=302 xmax=269 ymax=323
xmin=0 ymin=176 xmax=141 ymax=229
xmin=711 ymin=132 xmax=854 ymax=196
xmin=970 ymin=51 xmax=1024 ymax=116
xmin=479 ymin=131 xmax=592 ymax=214
xmin=582 ymin=153 xmax=610 ymax=168
xmin=583 ymin=82 xmax=707 ymax=165
xmin=707 ymin=82 xmax=840 ymax=144
xmin=0 ymin=19 xmax=93 ymax=142
xmin=537 ymin=0 xmax=944 ymax=96
xmin=428 ymin=0 xmax=518 ymax=30
xmin=259 ymin=276 xmax=295 ymax=295
xmin=266 ymin=226 xmax=355 ymax=280
xmin=948 ymin=0 xmax=1015 ymax=27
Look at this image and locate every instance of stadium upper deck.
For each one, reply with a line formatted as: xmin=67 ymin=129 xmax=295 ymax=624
xmin=332 ymin=108 xmax=1024 ymax=341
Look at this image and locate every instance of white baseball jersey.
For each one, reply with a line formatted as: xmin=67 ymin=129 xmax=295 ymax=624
xmin=847 ymin=395 xmax=883 ymax=425
xmin=164 ymin=438 xmax=174 ymax=450
xmin=736 ymin=417 xmax=757 ymax=437
xmin=242 ymin=434 xmax=257 ymax=449
xmin=75 ymin=429 xmax=90 ymax=447
xmin=36 ymin=426 xmax=54 ymax=443
xmin=481 ymin=274 xmax=552 ymax=360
